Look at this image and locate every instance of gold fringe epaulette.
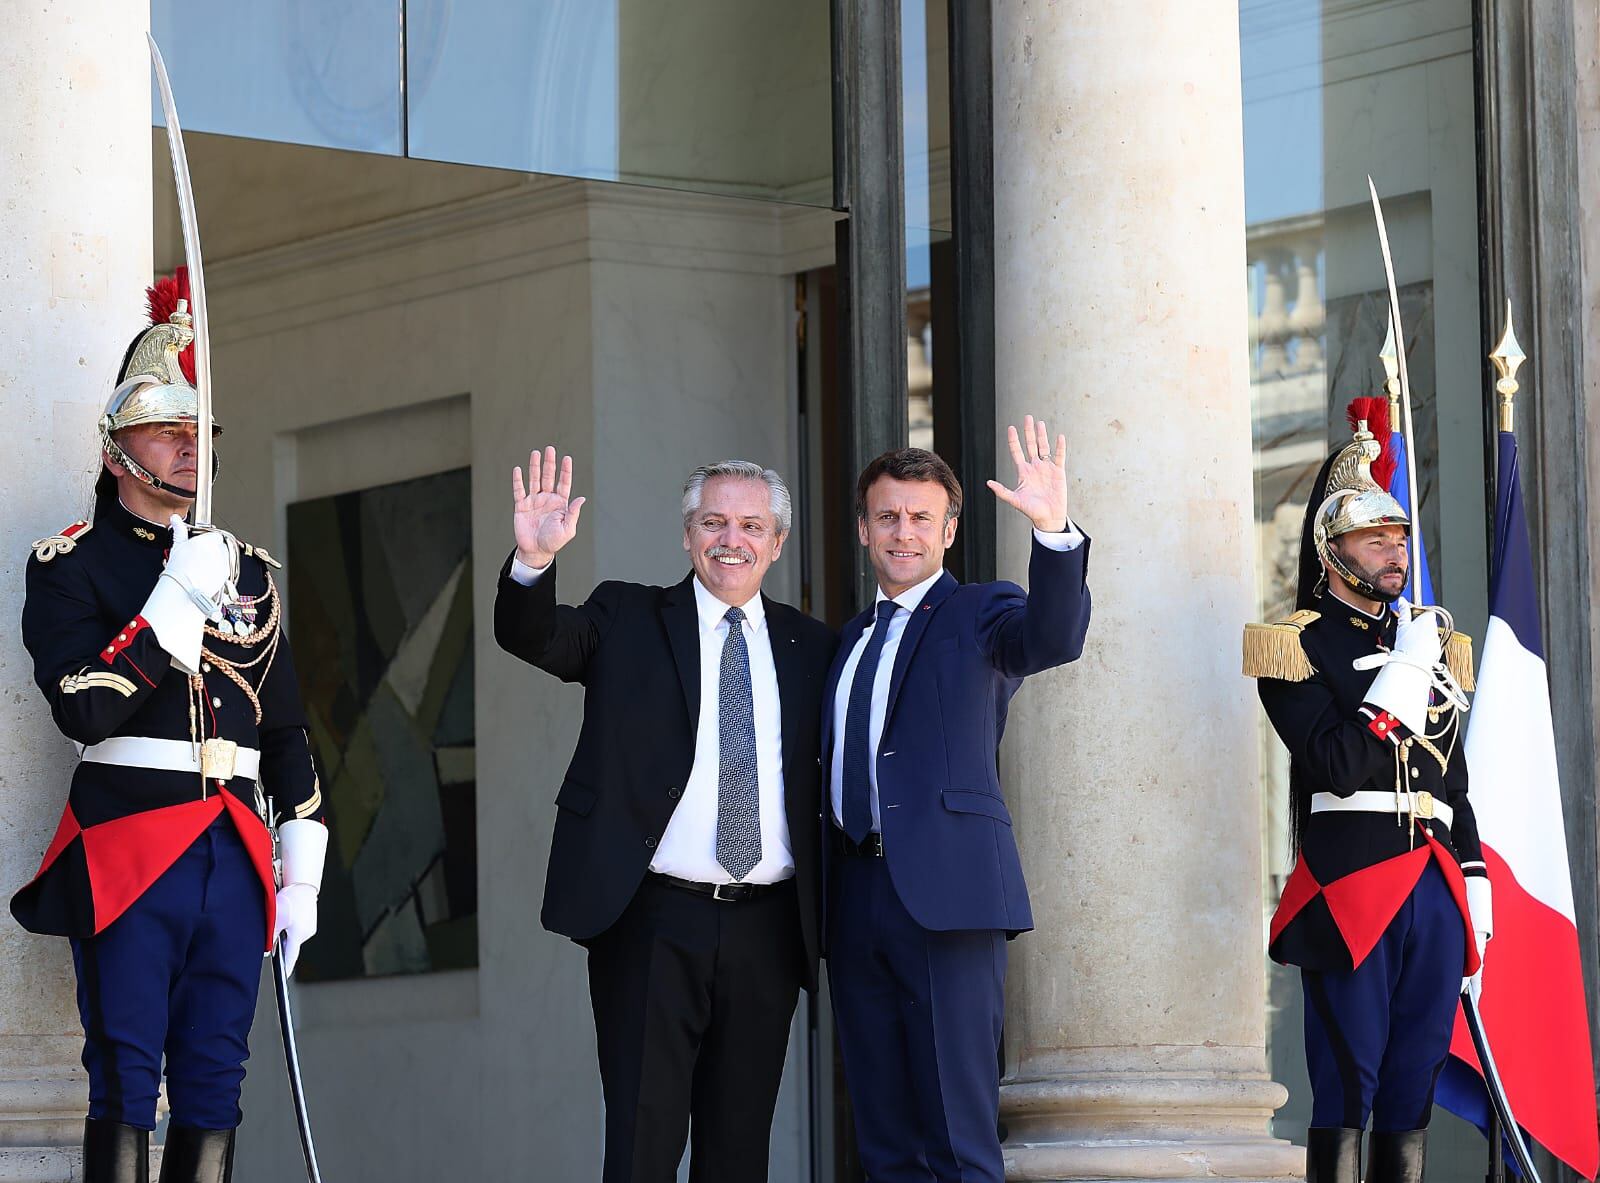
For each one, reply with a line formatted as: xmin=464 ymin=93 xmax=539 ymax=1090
xmin=31 ymin=520 xmax=92 ymax=562
xmin=1242 ymin=610 xmax=1319 ymax=681
xmin=1444 ymin=630 xmax=1475 ymax=692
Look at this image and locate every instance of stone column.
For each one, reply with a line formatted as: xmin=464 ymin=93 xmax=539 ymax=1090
xmin=991 ymin=3 xmax=1301 ymax=1180
xmin=0 ymin=4 xmax=152 ymax=1178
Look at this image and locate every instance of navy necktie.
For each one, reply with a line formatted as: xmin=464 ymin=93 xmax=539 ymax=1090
xmin=716 ymin=606 xmax=761 ymax=881
xmin=841 ymin=600 xmax=901 ymax=843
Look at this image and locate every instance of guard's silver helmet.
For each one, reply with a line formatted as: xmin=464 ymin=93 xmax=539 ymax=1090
xmin=1312 ymin=423 xmax=1409 ymax=599
xmin=98 ymin=272 xmax=220 ymax=495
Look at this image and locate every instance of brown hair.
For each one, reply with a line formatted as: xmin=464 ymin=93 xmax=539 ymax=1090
xmin=854 ymin=448 xmax=962 ymax=522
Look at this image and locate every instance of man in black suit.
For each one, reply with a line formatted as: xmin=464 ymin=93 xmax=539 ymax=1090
xmin=494 ymin=447 xmax=835 ymax=1183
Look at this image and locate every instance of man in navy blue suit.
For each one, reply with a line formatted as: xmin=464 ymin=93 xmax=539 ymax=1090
xmin=825 ymin=418 xmax=1091 ymax=1182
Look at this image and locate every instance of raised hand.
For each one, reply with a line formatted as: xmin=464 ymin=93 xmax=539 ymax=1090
xmin=513 ymin=445 xmax=586 ymax=569
xmin=986 ymin=415 xmax=1071 ymax=531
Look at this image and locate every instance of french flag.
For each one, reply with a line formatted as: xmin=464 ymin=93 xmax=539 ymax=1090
xmin=1434 ymin=425 xmax=1598 ymax=1177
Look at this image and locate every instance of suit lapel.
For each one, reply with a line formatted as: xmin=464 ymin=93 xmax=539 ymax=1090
xmin=661 ymin=574 xmax=700 ymax=726
xmin=882 ymin=571 xmax=958 ymax=729
xmin=764 ymin=597 xmax=803 ymax=778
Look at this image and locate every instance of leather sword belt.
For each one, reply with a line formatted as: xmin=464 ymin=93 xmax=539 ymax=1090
xmin=651 ymin=873 xmax=791 ymax=903
xmin=829 ymin=827 xmax=883 ymax=858
xmin=79 ymin=736 xmax=261 ymax=782
xmin=1310 ymin=789 xmax=1453 ymax=829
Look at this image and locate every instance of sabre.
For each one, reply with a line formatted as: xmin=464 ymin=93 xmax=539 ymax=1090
xmin=1366 ymin=176 xmax=1423 ymax=605
xmin=273 ymin=941 xmax=325 ymax=1183
xmin=1461 ymin=990 xmax=1544 ymax=1183
xmin=147 ymin=34 xmax=215 ymax=529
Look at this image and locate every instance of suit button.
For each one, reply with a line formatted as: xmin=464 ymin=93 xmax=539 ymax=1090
xmin=667 ymin=787 xmax=681 ymax=799
xmin=645 ymin=836 xmax=658 ymax=849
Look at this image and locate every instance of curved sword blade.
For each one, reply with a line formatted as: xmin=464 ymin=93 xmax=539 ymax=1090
xmin=1367 ymin=176 xmax=1422 ymax=605
xmin=274 ymin=940 xmax=324 ymax=1182
xmin=1463 ymin=991 xmax=1544 ymax=1183
xmin=147 ymin=34 xmax=214 ymax=528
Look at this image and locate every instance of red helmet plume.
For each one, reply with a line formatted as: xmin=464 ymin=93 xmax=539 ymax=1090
xmin=1346 ymin=396 xmax=1397 ymax=491
xmin=144 ymin=266 xmax=195 ymax=384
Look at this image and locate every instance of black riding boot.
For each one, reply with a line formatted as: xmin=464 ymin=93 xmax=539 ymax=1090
xmin=1368 ymin=1129 xmax=1428 ymax=1183
xmin=1306 ymin=1126 xmax=1363 ymax=1183
xmin=83 ymin=1118 xmax=149 ymax=1183
xmin=157 ymin=1125 xmax=235 ymax=1183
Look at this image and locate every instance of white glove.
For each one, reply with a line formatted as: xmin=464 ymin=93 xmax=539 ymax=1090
xmin=1462 ymin=876 xmax=1492 ymax=997
xmin=1361 ymin=600 xmax=1444 ymax=734
xmin=274 ymin=819 xmax=328 ymax=978
xmin=140 ymin=517 xmax=231 ymax=672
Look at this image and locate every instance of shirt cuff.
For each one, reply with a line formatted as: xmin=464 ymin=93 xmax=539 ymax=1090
xmin=1033 ymin=519 xmax=1085 ymax=551
xmin=508 ymin=556 xmax=550 ymax=586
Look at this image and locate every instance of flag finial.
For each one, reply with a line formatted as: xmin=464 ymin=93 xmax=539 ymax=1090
xmin=1490 ymin=301 xmax=1526 ymax=432
xmin=1378 ymin=317 xmax=1403 ymax=432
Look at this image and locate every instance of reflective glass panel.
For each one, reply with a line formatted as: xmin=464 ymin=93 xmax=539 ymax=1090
xmin=150 ymin=0 xmax=403 ymax=154
xmin=406 ymin=0 xmax=834 ymax=205
xmin=1242 ymin=0 xmax=1489 ymax=1171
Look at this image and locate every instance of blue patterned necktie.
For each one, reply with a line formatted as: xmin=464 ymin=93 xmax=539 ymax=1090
xmin=841 ymin=600 xmax=901 ymax=843
xmin=716 ymin=606 xmax=761 ymax=881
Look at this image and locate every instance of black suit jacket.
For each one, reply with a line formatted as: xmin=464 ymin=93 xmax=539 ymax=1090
xmin=493 ymin=553 xmax=837 ymax=986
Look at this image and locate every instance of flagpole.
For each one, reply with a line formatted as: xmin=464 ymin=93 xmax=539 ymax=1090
xmin=1483 ymin=304 xmax=1524 ymax=1183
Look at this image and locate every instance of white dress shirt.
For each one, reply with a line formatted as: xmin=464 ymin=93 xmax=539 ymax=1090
xmin=509 ymin=558 xmax=792 ymax=883
xmin=828 ymin=525 xmax=1084 ymax=831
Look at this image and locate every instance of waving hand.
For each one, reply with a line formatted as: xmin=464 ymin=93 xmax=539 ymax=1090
xmin=986 ymin=415 xmax=1071 ymax=531
xmin=513 ymin=446 xmax=586 ymax=569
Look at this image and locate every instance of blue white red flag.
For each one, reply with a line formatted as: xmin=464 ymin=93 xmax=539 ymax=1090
xmin=1435 ymin=427 xmax=1598 ymax=1179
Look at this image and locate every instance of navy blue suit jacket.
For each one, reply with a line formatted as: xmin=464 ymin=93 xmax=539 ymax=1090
xmin=822 ymin=535 xmax=1091 ymax=935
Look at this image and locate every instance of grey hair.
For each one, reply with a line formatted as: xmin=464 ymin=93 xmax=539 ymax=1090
xmin=682 ymin=461 xmax=793 ymax=534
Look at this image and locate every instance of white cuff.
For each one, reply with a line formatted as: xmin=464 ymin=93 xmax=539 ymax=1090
xmin=1466 ymin=875 xmax=1493 ymax=940
xmin=1363 ymin=660 xmax=1431 ymax=734
xmin=1033 ymin=519 xmax=1085 ymax=552
xmin=278 ymin=818 xmax=328 ymax=893
xmin=140 ymin=577 xmax=206 ymax=673
xmin=509 ymin=555 xmax=551 ymax=586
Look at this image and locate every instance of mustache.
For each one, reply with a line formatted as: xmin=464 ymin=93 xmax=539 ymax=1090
xmin=708 ymin=545 xmax=754 ymax=562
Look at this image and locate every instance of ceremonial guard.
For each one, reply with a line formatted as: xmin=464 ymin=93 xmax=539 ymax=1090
xmin=1244 ymin=413 xmax=1490 ymax=1183
xmin=11 ymin=274 xmax=327 ymax=1183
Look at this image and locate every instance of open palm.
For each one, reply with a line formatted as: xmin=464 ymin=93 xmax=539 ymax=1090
xmin=513 ymin=445 xmax=586 ymax=568
xmin=987 ymin=415 xmax=1070 ymax=531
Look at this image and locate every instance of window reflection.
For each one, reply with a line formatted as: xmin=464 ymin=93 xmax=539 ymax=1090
xmin=151 ymin=1 xmax=403 ymax=154
xmin=406 ymin=0 xmax=833 ymax=203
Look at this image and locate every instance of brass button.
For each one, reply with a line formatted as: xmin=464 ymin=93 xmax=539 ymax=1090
xmin=211 ymin=697 xmax=223 ymax=708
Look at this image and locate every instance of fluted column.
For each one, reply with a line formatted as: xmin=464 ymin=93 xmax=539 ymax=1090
xmin=0 ymin=4 xmax=152 ymax=1179
xmin=992 ymin=2 xmax=1300 ymax=1180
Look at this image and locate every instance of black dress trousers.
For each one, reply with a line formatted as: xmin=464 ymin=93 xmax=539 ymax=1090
xmin=586 ymin=876 xmax=804 ymax=1183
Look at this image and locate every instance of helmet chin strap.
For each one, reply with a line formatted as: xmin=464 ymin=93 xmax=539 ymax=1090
xmin=1324 ymin=546 xmax=1401 ymax=604
xmin=103 ymin=435 xmax=205 ymax=501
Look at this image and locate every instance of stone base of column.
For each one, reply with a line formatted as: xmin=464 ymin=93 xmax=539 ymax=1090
xmin=1001 ymin=1074 xmax=1304 ymax=1182
xmin=0 ymin=1075 xmax=162 ymax=1182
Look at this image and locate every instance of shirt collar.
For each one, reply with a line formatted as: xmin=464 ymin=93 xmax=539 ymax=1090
xmin=692 ymin=576 xmax=767 ymax=632
xmin=875 ymin=567 xmax=945 ymax=617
